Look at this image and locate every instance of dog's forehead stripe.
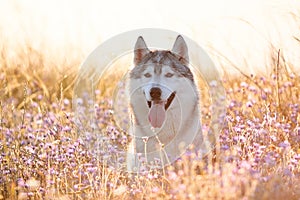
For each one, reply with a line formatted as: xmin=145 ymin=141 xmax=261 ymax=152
xmin=154 ymin=65 xmax=162 ymax=74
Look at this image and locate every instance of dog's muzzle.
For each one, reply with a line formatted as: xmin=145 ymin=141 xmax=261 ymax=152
xmin=147 ymin=91 xmax=176 ymax=110
xmin=146 ymin=87 xmax=176 ymax=128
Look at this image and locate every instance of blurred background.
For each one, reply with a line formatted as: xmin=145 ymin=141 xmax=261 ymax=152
xmin=0 ymin=0 xmax=299 ymax=75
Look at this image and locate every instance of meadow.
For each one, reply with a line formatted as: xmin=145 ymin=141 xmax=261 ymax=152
xmin=1 ymin=1 xmax=300 ymax=200
xmin=1 ymin=38 xmax=300 ymax=200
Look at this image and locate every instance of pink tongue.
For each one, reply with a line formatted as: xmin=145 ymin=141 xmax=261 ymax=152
xmin=148 ymin=103 xmax=166 ymax=128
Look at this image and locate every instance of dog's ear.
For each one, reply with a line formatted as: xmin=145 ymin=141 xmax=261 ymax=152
xmin=134 ymin=36 xmax=150 ymax=65
xmin=172 ymin=35 xmax=189 ymax=65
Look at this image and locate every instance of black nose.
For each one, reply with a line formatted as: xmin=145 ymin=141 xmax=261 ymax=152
xmin=150 ymin=87 xmax=162 ymax=100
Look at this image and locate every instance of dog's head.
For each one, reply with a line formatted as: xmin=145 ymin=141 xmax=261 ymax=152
xmin=129 ymin=35 xmax=195 ymax=128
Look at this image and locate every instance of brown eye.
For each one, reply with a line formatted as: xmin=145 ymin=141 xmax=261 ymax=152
xmin=144 ymin=73 xmax=152 ymax=78
xmin=165 ymin=73 xmax=174 ymax=78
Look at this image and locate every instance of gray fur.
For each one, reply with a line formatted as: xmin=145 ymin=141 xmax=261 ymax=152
xmin=130 ymin=50 xmax=194 ymax=82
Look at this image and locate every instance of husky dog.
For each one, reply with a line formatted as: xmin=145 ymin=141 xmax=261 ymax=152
xmin=126 ymin=35 xmax=204 ymax=172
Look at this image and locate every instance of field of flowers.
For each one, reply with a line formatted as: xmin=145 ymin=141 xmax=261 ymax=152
xmin=0 ymin=1 xmax=300 ymax=198
xmin=0 ymin=37 xmax=299 ymax=200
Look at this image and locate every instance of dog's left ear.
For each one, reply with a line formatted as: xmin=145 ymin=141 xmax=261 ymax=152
xmin=134 ymin=36 xmax=150 ymax=66
xmin=172 ymin=35 xmax=189 ymax=65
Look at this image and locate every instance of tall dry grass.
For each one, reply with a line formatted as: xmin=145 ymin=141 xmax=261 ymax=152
xmin=0 ymin=10 xmax=300 ymax=200
xmin=0 ymin=43 xmax=299 ymax=200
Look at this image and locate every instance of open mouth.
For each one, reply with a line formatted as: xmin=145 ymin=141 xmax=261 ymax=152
xmin=147 ymin=92 xmax=176 ymax=110
xmin=147 ymin=92 xmax=176 ymax=128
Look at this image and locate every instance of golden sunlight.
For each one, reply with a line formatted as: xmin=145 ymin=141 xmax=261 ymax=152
xmin=0 ymin=0 xmax=299 ymax=74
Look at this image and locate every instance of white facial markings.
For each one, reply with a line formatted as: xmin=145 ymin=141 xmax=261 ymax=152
xmin=141 ymin=65 xmax=178 ymax=102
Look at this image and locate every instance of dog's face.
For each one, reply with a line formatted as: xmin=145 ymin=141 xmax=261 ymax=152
xmin=129 ymin=35 xmax=195 ymax=128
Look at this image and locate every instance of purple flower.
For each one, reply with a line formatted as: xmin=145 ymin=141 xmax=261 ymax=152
xmin=63 ymin=99 xmax=70 ymax=106
xmin=240 ymin=82 xmax=248 ymax=88
xmin=279 ymin=141 xmax=290 ymax=148
xmin=249 ymin=86 xmax=257 ymax=93
xmin=37 ymin=94 xmax=43 ymax=100
xmin=62 ymin=126 xmax=71 ymax=132
xmin=246 ymin=101 xmax=253 ymax=108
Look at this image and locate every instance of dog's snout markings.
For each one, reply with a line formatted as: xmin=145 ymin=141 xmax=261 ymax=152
xmin=73 ymin=28 xmax=226 ymax=173
xmin=165 ymin=92 xmax=176 ymax=110
xmin=150 ymin=87 xmax=162 ymax=100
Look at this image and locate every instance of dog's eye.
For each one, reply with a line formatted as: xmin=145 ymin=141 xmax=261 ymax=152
xmin=165 ymin=73 xmax=174 ymax=78
xmin=144 ymin=73 xmax=152 ymax=78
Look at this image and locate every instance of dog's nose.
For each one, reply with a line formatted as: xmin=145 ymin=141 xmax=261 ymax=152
xmin=150 ymin=87 xmax=162 ymax=100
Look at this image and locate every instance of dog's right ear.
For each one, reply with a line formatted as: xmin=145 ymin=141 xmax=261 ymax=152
xmin=134 ymin=36 xmax=150 ymax=65
xmin=172 ymin=35 xmax=189 ymax=66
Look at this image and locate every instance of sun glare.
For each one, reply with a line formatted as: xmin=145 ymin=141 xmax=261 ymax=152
xmin=0 ymin=0 xmax=299 ymax=73
xmin=1 ymin=1 xmax=300 ymax=199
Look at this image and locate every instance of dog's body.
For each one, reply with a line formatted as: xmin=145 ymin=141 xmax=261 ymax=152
xmin=126 ymin=35 xmax=204 ymax=172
